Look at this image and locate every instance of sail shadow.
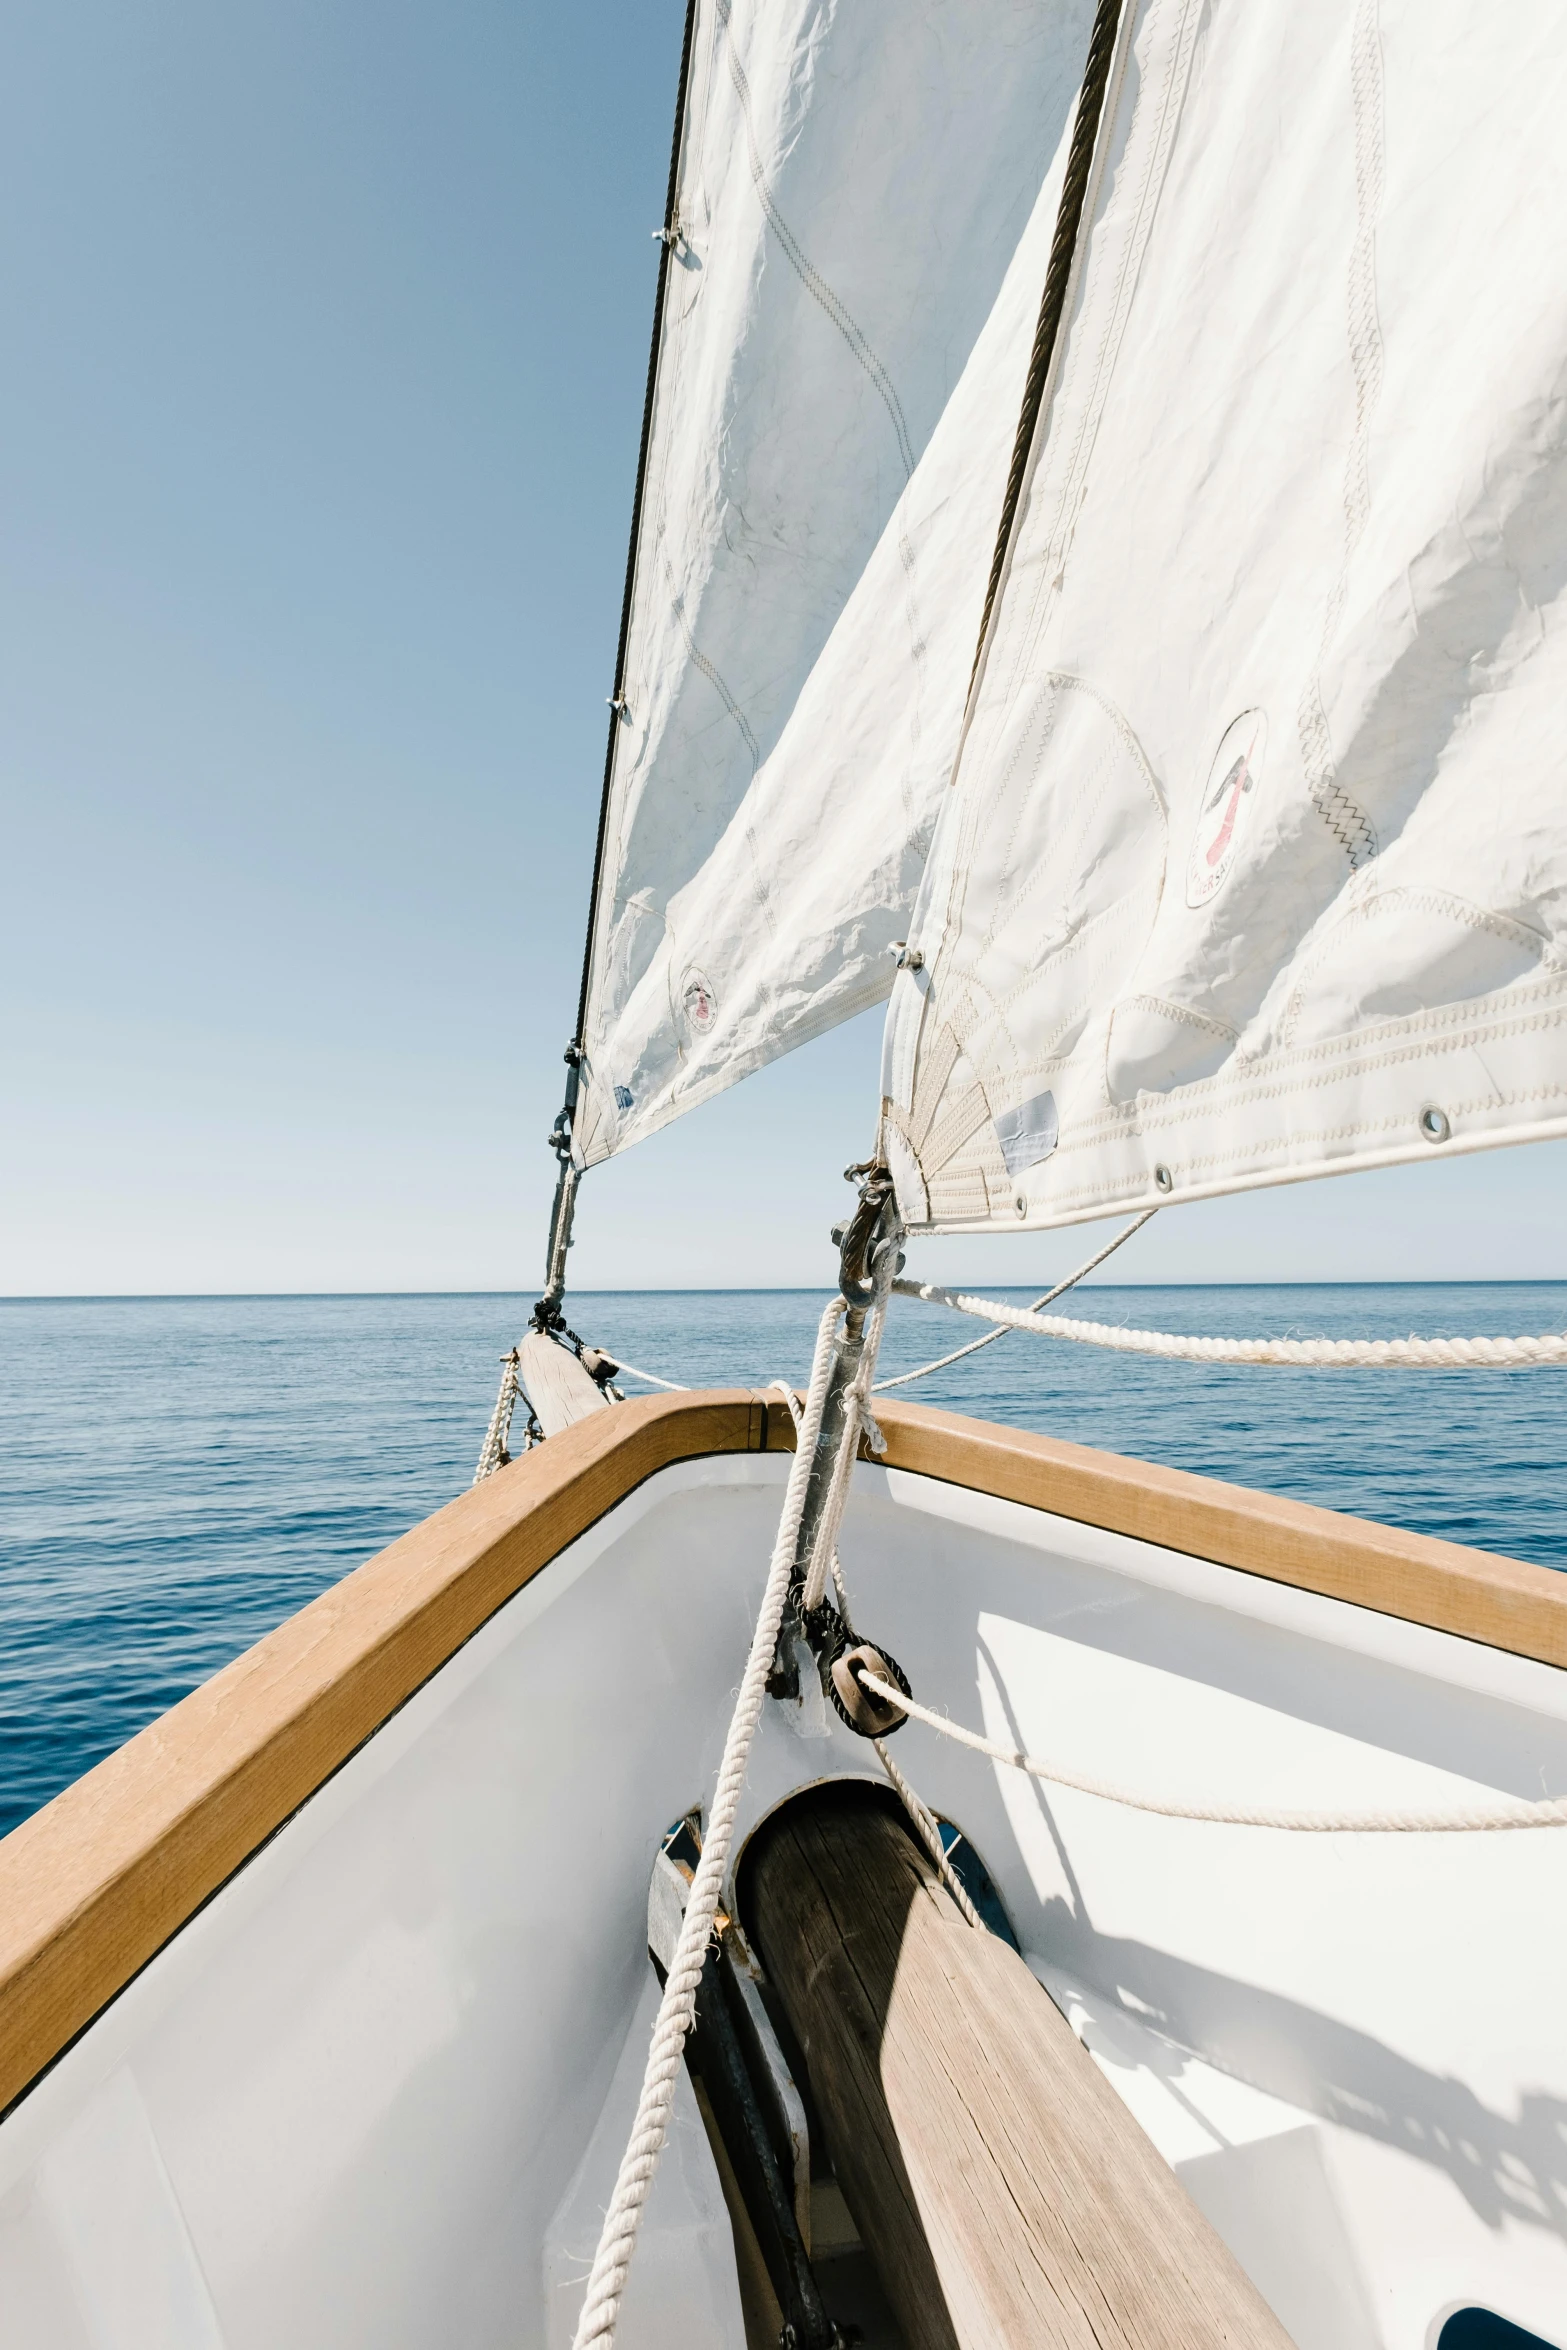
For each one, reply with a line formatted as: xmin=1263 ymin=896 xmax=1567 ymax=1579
xmin=1033 ymin=1895 xmax=1567 ymax=2244
xmin=972 ymin=1637 xmax=1567 ymax=2246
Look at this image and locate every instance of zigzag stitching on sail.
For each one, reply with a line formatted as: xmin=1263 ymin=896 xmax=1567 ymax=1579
xmin=715 ymin=0 xmax=916 ymax=479
xmin=1295 ymin=0 xmax=1383 ymax=871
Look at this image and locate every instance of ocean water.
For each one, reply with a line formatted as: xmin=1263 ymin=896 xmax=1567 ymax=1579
xmin=2 ymin=1282 xmax=1565 ymax=1839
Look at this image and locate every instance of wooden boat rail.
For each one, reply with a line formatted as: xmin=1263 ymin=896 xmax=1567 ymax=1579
xmin=3 ymin=1386 xmax=1565 ymax=2118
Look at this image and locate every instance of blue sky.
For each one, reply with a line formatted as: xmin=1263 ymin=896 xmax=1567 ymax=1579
xmin=3 ymin=0 xmax=1564 ymax=1297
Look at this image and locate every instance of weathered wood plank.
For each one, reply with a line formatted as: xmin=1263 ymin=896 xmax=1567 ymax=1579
xmin=746 ymin=1785 xmax=1294 ymax=2350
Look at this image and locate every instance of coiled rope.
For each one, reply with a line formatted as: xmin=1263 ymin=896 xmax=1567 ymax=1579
xmin=569 ymin=1295 xmax=846 ymax=2350
xmin=891 ymin=1279 xmax=1567 ymax=1371
xmin=857 ymin=1671 xmax=1567 ymax=1833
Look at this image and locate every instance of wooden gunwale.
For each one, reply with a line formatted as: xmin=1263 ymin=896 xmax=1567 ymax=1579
xmin=2 ymin=1385 xmax=1563 ymax=2120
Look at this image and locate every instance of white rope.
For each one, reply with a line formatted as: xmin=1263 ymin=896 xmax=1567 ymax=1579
xmin=606 ymin=1357 xmax=689 ymax=1393
xmin=873 ymin=1210 xmax=1157 ymax=1393
xmin=891 ymin=1280 xmax=1567 ymax=1370
xmin=472 ymin=1350 xmax=523 ymax=1485
xmin=873 ymin=1735 xmax=987 ymax=1928
xmin=767 ymin=1377 xmax=805 ymax=1430
xmin=570 ymin=1296 xmax=846 ymax=2350
xmin=859 ymin=1672 xmax=1567 ymax=1832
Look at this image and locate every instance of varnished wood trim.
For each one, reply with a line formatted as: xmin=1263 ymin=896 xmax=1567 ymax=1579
xmin=764 ymin=1395 xmax=1567 ymax=1673
xmin=0 ymin=1390 xmax=764 ymax=2118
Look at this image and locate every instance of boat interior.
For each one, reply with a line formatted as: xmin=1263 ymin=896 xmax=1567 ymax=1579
xmin=1 ymin=1391 xmax=1564 ymax=2349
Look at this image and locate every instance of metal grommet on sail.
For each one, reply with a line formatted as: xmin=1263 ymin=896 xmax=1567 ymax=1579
xmin=1420 ymin=1106 xmax=1451 ymax=1143
xmin=1154 ymin=1163 xmax=1174 ymax=1193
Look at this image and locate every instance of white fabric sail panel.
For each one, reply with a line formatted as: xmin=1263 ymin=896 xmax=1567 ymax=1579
xmin=883 ymin=0 xmax=1567 ymax=1233
xmin=577 ymin=111 xmax=1092 ymax=1163
xmin=573 ymin=0 xmax=1093 ymax=1167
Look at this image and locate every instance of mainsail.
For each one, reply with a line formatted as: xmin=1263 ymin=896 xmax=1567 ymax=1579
xmin=883 ymin=0 xmax=1567 ymax=1232
xmin=570 ymin=0 xmax=1094 ymax=1168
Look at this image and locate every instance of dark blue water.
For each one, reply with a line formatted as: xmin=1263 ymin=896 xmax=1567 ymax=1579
xmin=3 ymin=1284 xmax=1565 ymax=1838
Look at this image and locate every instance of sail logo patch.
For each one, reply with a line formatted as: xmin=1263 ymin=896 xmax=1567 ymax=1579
xmin=681 ymin=969 xmax=717 ymax=1034
xmin=1186 ymin=710 xmax=1266 ymax=908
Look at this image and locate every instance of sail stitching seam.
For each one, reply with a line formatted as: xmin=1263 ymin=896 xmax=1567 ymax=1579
xmin=1027 ymin=992 xmax=1567 ymax=1144
xmin=1030 ymin=1092 xmax=1567 ymax=1206
xmin=996 ymin=0 xmax=1203 ymax=707
xmin=715 ymin=0 xmax=915 ymax=479
xmin=1038 ymin=0 xmax=1202 ymax=590
xmin=1294 ymin=0 xmax=1383 ymax=872
xmin=658 ymin=542 xmax=761 ymax=772
xmin=978 ymin=1109 xmax=1567 ymax=1226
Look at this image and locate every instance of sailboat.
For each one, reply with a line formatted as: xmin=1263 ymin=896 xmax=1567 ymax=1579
xmin=4 ymin=2 xmax=1567 ymax=2345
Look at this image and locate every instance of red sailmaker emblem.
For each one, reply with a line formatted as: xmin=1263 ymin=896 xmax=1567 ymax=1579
xmin=1186 ymin=710 xmax=1266 ymax=908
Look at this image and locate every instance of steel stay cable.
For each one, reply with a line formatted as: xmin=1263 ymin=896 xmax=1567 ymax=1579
xmin=872 ymin=1208 xmax=1156 ymax=1393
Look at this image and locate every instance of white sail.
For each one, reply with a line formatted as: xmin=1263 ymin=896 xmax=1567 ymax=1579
xmin=883 ymin=0 xmax=1567 ymax=1233
xmin=572 ymin=0 xmax=1094 ymax=1168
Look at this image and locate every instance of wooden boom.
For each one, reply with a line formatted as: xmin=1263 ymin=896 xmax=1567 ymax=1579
xmin=745 ymin=1784 xmax=1294 ymax=2350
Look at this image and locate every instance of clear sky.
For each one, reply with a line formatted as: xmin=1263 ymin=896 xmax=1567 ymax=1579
xmin=3 ymin=0 xmax=1564 ymax=1298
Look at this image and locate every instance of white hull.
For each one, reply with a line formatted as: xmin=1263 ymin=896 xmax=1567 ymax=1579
xmin=2 ymin=1421 xmax=1564 ymax=2348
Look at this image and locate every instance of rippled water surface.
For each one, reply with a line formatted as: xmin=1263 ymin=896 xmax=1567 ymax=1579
xmin=3 ymin=1283 xmax=1565 ymax=1835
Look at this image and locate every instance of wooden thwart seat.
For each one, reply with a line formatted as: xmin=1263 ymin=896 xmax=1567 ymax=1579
xmin=746 ymin=1785 xmax=1293 ymax=2350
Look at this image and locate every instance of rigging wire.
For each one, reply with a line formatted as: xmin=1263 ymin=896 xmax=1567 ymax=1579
xmin=872 ymin=1207 xmax=1156 ymax=1394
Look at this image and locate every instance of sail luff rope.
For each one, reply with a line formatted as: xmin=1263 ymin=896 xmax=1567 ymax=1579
xmin=889 ymin=1281 xmax=1567 ymax=1369
xmin=570 ymin=0 xmax=701 ymax=1055
xmin=967 ymin=0 xmax=1127 ymax=694
xmin=569 ymin=1295 xmax=846 ymax=2350
xmin=857 ymin=1672 xmax=1567 ymax=1832
xmin=872 ymin=1208 xmax=1156 ymax=1393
